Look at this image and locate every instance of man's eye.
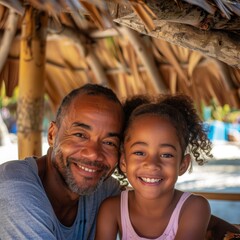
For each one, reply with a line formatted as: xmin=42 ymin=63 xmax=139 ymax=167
xmin=74 ymin=133 xmax=87 ymax=139
xmin=133 ymin=151 xmax=144 ymax=156
xmin=103 ymin=141 xmax=118 ymax=148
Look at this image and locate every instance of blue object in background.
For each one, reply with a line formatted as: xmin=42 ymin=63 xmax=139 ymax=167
xmin=205 ymin=121 xmax=240 ymax=142
xmin=207 ymin=121 xmax=228 ymax=141
xmin=203 ymin=106 xmax=212 ymax=121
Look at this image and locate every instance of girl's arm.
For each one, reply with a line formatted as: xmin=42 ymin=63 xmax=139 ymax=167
xmin=95 ymin=196 xmax=121 ymax=240
xmin=175 ymin=194 xmax=211 ymax=240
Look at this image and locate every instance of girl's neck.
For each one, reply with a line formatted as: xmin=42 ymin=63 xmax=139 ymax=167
xmin=126 ymin=189 xmax=183 ymax=238
xmin=129 ymin=189 xmax=181 ymax=215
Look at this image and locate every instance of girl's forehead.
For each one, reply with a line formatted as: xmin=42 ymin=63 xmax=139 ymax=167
xmin=124 ymin=114 xmax=183 ymax=151
xmin=130 ymin=114 xmax=170 ymax=126
xmin=126 ymin=115 xmax=176 ymax=137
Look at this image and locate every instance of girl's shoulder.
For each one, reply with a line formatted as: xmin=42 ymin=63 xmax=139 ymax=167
xmin=176 ymin=190 xmax=209 ymax=208
xmin=180 ymin=192 xmax=211 ymax=217
xmin=100 ymin=194 xmax=121 ymax=211
xmin=176 ymin=193 xmax=211 ymax=239
xmin=188 ymin=193 xmax=210 ymax=208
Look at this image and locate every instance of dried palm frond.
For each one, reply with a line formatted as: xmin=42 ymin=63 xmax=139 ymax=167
xmin=0 ymin=0 xmax=24 ymax=15
xmin=182 ymin=0 xmax=240 ymax=19
xmin=181 ymin=0 xmax=216 ymax=15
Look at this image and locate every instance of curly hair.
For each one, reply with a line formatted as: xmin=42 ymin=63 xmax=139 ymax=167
xmin=116 ymin=93 xmax=213 ymax=185
xmin=158 ymin=94 xmax=213 ymax=166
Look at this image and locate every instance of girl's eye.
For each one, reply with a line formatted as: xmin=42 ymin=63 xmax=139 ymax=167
xmin=160 ymin=153 xmax=173 ymax=158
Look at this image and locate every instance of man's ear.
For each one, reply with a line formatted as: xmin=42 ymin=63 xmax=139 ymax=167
xmin=48 ymin=121 xmax=57 ymax=147
xmin=179 ymin=154 xmax=191 ymax=176
xmin=120 ymin=153 xmax=127 ymax=174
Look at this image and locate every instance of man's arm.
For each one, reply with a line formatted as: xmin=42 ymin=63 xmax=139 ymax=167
xmin=207 ymin=215 xmax=240 ymax=239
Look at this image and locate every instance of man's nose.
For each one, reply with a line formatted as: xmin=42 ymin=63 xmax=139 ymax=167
xmin=80 ymin=142 xmax=104 ymax=161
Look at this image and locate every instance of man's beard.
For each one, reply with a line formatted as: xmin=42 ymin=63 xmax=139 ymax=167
xmin=53 ymin=146 xmax=110 ymax=195
xmin=64 ymin=162 xmax=106 ymax=195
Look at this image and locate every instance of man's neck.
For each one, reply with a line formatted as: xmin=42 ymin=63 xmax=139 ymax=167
xmin=37 ymin=150 xmax=80 ymax=226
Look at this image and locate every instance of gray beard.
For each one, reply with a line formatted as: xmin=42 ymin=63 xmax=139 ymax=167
xmin=64 ymin=165 xmax=105 ymax=195
xmin=53 ymin=146 xmax=109 ymax=195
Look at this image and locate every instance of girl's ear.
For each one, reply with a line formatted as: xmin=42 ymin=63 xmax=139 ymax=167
xmin=48 ymin=121 xmax=57 ymax=147
xmin=120 ymin=153 xmax=127 ymax=174
xmin=179 ymin=154 xmax=191 ymax=176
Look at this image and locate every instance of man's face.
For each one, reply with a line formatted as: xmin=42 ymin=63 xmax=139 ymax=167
xmin=48 ymin=94 xmax=123 ymax=195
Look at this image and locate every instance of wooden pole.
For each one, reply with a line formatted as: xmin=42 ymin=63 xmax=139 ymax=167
xmin=113 ymin=0 xmax=240 ymax=68
xmin=0 ymin=9 xmax=19 ymax=73
xmin=193 ymin=192 xmax=240 ymax=201
xmin=17 ymin=6 xmax=48 ymax=159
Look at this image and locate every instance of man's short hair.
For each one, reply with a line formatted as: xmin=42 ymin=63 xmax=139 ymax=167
xmin=55 ymin=84 xmax=122 ymax=126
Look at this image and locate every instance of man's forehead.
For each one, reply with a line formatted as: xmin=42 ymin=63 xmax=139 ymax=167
xmin=75 ymin=93 xmax=114 ymax=103
xmin=72 ymin=95 xmax=120 ymax=111
xmin=61 ymin=95 xmax=122 ymax=120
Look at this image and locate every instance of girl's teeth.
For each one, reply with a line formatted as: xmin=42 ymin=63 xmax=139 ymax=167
xmin=141 ymin=177 xmax=161 ymax=183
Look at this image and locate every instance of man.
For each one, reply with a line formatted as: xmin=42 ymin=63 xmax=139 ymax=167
xmin=0 ymin=84 xmax=239 ymax=239
xmin=0 ymin=84 xmax=124 ymax=239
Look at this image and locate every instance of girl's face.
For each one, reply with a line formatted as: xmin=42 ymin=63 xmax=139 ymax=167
xmin=121 ymin=115 xmax=190 ymax=199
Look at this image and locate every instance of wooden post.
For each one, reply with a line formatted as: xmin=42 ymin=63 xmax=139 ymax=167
xmin=17 ymin=6 xmax=48 ymax=159
xmin=0 ymin=9 xmax=19 ymax=73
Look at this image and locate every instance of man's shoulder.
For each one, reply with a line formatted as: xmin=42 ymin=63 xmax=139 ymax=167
xmin=0 ymin=157 xmax=38 ymax=182
xmin=89 ymin=176 xmax=121 ymax=201
xmin=0 ymin=157 xmax=49 ymax=214
xmin=101 ymin=176 xmax=121 ymax=191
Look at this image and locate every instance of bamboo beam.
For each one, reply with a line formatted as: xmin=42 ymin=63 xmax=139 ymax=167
xmin=111 ymin=0 xmax=240 ymax=69
xmin=90 ymin=28 xmax=120 ymax=39
xmin=115 ymin=12 xmax=240 ymax=68
xmin=0 ymin=9 xmax=18 ymax=73
xmin=0 ymin=0 xmax=24 ymax=15
xmin=7 ymin=51 xmax=209 ymax=73
xmin=17 ymin=6 xmax=48 ymax=159
xmin=193 ymin=192 xmax=240 ymax=201
xmin=108 ymin=0 xmax=240 ymax=31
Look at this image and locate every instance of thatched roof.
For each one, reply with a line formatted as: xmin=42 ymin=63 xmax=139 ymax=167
xmin=0 ymin=0 xmax=240 ymax=113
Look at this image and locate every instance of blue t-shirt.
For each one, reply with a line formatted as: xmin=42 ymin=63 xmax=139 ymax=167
xmin=0 ymin=157 xmax=120 ymax=240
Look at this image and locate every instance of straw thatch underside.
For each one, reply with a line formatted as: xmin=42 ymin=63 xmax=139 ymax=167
xmin=0 ymin=0 xmax=240 ymax=114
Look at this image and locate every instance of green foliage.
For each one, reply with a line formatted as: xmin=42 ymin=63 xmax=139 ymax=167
xmin=212 ymin=103 xmax=231 ymax=121
xmin=0 ymin=86 xmax=18 ymax=109
xmin=203 ymin=98 xmax=240 ymax=123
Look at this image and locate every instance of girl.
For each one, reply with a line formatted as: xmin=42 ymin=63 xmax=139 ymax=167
xmin=95 ymin=94 xmax=212 ymax=240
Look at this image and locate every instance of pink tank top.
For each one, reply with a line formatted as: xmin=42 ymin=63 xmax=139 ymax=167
xmin=120 ymin=190 xmax=191 ymax=240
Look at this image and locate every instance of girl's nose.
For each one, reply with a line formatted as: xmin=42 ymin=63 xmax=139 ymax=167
xmin=144 ymin=154 xmax=160 ymax=169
